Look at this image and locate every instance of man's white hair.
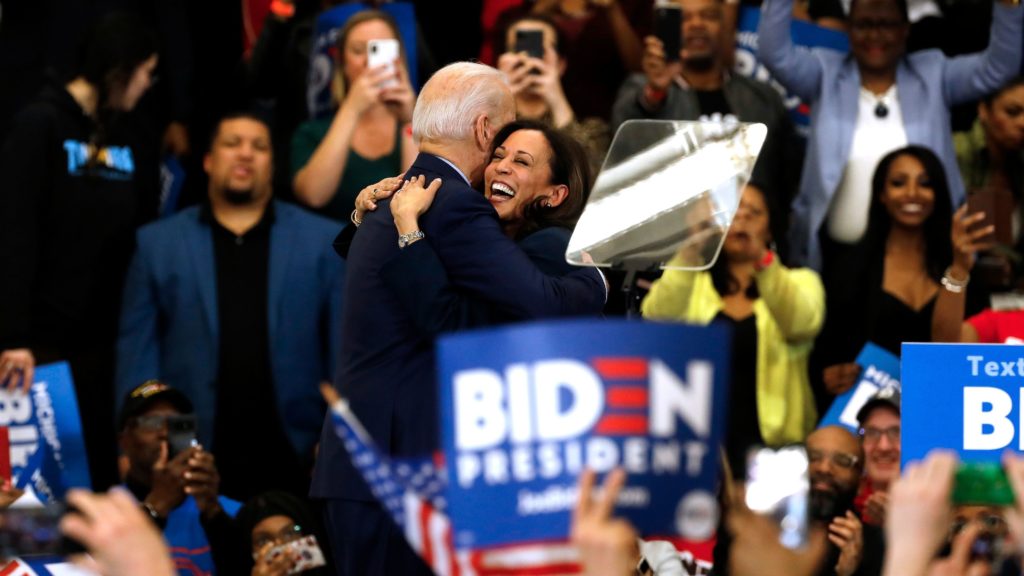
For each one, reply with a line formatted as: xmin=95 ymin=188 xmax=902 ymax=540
xmin=412 ymin=62 xmax=510 ymax=143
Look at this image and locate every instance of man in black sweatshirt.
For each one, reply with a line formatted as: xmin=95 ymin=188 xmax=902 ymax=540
xmin=0 ymin=13 xmax=158 ymax=490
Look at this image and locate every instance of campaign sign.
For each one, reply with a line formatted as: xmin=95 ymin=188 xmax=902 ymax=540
xmin=902 ymin=343 xmax=1024 ymax=465
xmin=734 ymin=7 xmax=849 ymax=134
xmin=307 ymin=3 xmax=419 ymax=120
xmin=2 ymin=362 xmax=91 ymax=502
xmin=438 ymin=319 xmax=730 ymax=550
xmin=820 ymin=343 xmax=900 ymax=433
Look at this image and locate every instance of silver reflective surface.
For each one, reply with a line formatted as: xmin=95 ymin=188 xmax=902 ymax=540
xmin=566 ymin=120 xmax=767 ymax=270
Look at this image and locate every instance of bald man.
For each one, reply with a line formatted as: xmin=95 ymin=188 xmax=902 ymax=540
xmin=806 ymin=426 xmax=883 ymax=576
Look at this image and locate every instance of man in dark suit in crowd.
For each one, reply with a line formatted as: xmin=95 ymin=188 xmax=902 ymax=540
xmin=310 ymin=61 xmax=607 ymax=576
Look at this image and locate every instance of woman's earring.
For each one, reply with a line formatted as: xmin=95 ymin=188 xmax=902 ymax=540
xmin=544 ymin=200 xmax=553 ymax=208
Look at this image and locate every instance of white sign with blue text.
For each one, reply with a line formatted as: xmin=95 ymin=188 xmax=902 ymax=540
xmin=902 ymin=343 xmax=1024 ymax=465
xmin=437 ymin=319 xmax=730 ymax=550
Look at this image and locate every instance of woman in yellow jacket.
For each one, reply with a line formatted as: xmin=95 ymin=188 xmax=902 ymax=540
xmin=642 ymin=184 xmax=824 ymax=475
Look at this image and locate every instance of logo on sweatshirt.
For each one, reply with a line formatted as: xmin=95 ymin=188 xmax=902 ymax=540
xmin=63 ymin=139 xmax=135 ymax=180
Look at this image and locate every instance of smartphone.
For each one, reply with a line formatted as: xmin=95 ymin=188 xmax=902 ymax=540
xmin=967 ymin=187 xmax=1013 ymax=246
xmin=0 ymin=505 xmax=85 ymax=558
xmin=514 ymin=29 xmax=545 ymax=60
xmin=653 ymin=2 xmax=683 ymax=63
xmin=269 ymin=535 xmax=327 ymax=574
xmin=367 ymin=39 xmax=400 ymax=88
xmin=745 ymin=447 xmax=809 ymax=549
xmin=953 ymin=462 xmax=1015 ymax=506
xmin=166 ymin=414 xmax=198 ymax=460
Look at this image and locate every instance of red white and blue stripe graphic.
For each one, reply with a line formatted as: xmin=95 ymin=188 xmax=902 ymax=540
xmin=592 ymin=357 xmax=649 ymax=436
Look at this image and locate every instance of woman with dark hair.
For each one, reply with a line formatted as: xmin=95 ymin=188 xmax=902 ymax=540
xmin=291 ymin=10 xmax=416 ymax=222
xmin=758 ymin=0 xmax=1023 ymax=271
xmin=641 ymin=183 xmax=824 ymax=475
xmin=0 ymin=11 xmax=159 ymax=489
xmin=347 ymin=119 xmax=593 ymax=332
xmin=812 ymin=146 xmax=987 ymax=408
xmin=236 ymin=491 xmax=333 ymax=576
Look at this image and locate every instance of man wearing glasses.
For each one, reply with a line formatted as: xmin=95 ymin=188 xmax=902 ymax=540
xmin=854 ymin=387 xmax=901 ymax=527
xmin=118 ymin=380 xmax=242 ymax=575
xmin=807 ymin=425 xmax=885 ymax=576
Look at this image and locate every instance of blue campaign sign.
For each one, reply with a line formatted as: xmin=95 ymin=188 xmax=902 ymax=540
xmin=4 ymin=362 xmax=91 ymax=501
xmin=902 ymin=343 xmax=1024 ymax=465
xmin=307 ymin=3 xmax=420 ymax=120
xmin=820 ymin=343 xmax=901 ymax=433
xmin=437 ymin=319 xmax=730 ymax=550
xmin=733 ymin=7 xmax=849 ymax=134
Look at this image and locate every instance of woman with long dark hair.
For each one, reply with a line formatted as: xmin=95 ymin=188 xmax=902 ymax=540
xmin=812 ymin=146 xmax=986 ymax=408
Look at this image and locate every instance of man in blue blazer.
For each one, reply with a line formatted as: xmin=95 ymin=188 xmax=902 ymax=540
xmin=310 ymin=63 xmax=607 ymax=576
xmin=117 ymin=112 xmax=344 ymax=502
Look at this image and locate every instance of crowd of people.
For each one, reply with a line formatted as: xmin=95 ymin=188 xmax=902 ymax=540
xmin=0 ymin=0 xmax=1024 ymax=574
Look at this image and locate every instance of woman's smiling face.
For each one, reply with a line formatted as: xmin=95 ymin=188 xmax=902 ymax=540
xmin=483 ymin=129 xmax=558 ymax=223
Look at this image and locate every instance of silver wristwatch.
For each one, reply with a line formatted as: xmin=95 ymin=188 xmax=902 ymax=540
xmin=398 ymin=230 xmax=425 ymax=248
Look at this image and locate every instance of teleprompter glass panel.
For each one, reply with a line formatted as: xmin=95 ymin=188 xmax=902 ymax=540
xmin=566 ymin=120 xmax=767 ymax=271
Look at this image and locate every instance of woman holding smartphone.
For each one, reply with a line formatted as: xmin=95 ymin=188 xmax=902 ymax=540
xmin=291 ymin=10 xmax=416 ymax=222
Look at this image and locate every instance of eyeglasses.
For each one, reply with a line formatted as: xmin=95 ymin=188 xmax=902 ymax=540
xmin=952 ymin=514 xmax=1007 ymax=536
xmin=252 ymin=523 xmax=304 ymax=555
xmin=807 ymin=449 xmax=860 ymax=470
xmin=860 ymin=426 xmax=901 ymax=444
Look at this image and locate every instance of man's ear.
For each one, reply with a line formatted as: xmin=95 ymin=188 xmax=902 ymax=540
xmin=474 ymin=114 xmax=491 ymax=153
xmin=203 ymin=153 xmax=212 ymax=176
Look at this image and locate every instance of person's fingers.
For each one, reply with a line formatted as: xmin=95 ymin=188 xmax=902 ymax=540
xmin=828 ymin=532 xmax=847 ymax=548
xmin=593 ymin=468 xmax=627 ymax=520
xmin=155 ymin=441 xmax=169 ymax=470
xmin=59 ymin=514 xmax=94 ymax=550
xmin=64 ymin=489 xmax=103 ymax=527
xmin=829 ymin=522 xmax=854 ymax=541
xmin=425 ymin=178 xmax=443 ymax=196
xmin=574 ymin=469 xmax=597 ymax=522
xmin=968 ymin=225 xmax=996 ymax=242
xmin=20 ymin=363 xmax=33 ymax=394
xmin=67 ymin=553 xmax=102 ymax=573
xmin=949 ymin=522 xmax=982 ymax=568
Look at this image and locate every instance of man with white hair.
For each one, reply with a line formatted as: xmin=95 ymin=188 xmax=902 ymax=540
xmin=310 ymin=62 xmax=607 ymax=576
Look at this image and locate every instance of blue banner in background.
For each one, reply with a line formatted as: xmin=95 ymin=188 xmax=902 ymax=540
xmin=820 ymin=343 xmax=901 ymax=433
xmin=437 ymin=319 xmax=730 ymax=550
xmin=4 ymin=362 xmax=91 ymax=502
xmin=902 ymin=344 xmax=1024 ymax=466
xmin=307 ymin=3 xmax=420 ymax=120
xmin=733 ymin=8 xmax=848 ymax=135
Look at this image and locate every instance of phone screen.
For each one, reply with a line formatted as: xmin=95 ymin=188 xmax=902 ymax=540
xmin=514 ymin=29 xmax=545 ymax=60
xmin=0 ymin=506 xmax=85 ymax=558
xmin=654 ymin=4 xmax=682 ymax=62
xmin=166 ymin=414 xmax=198 ymax=460
xmin=745 ymin=447 xmax=809 ymax=549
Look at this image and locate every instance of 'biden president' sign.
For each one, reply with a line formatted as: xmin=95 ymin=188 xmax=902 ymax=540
xmin=437 ymin=319 xmax=730 ymax=550
xmin=903 ymin=343 xmax=1024 ymax=466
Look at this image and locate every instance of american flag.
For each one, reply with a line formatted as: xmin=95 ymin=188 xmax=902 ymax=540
xmin=328 ymin=401 xmax=583 ymax=575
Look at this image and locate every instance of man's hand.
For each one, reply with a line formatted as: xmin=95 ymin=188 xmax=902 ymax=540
xmin=830 ymin=511 xmax=864 ymax=576
xmin=0 ymin=348 xmax=35 ymax=393
xmin=641 ymin=36 xmax=681 ymax=92
xmin=145 ymin=442 xmax=188 ymax=518
xmin=60 ymin=488 xmax=176 ymax=576
xmin=823 ymin=363 xmax=861 ymax=396
xmin=883 ymin=451 xmax=957 ymax=576
xmin=924 ymin=522 xmax=989 ymax=576
xmin=726 ymin=492 xmax=829 ymax=576
xmin=185 ymin=446 xmax=222 ymax=520
xmin=570 ymin=468 xmax=641 ymax=576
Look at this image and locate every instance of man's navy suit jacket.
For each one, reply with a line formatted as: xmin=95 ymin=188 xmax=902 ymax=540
xmin=116 ymin=200 xmax=344 ymax=460
xmin=310 ymin=153 xmax=606 ymax=501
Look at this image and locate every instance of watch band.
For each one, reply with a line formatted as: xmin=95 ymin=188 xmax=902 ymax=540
xmin=398 ymin=230 xmax=425 ymax=248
